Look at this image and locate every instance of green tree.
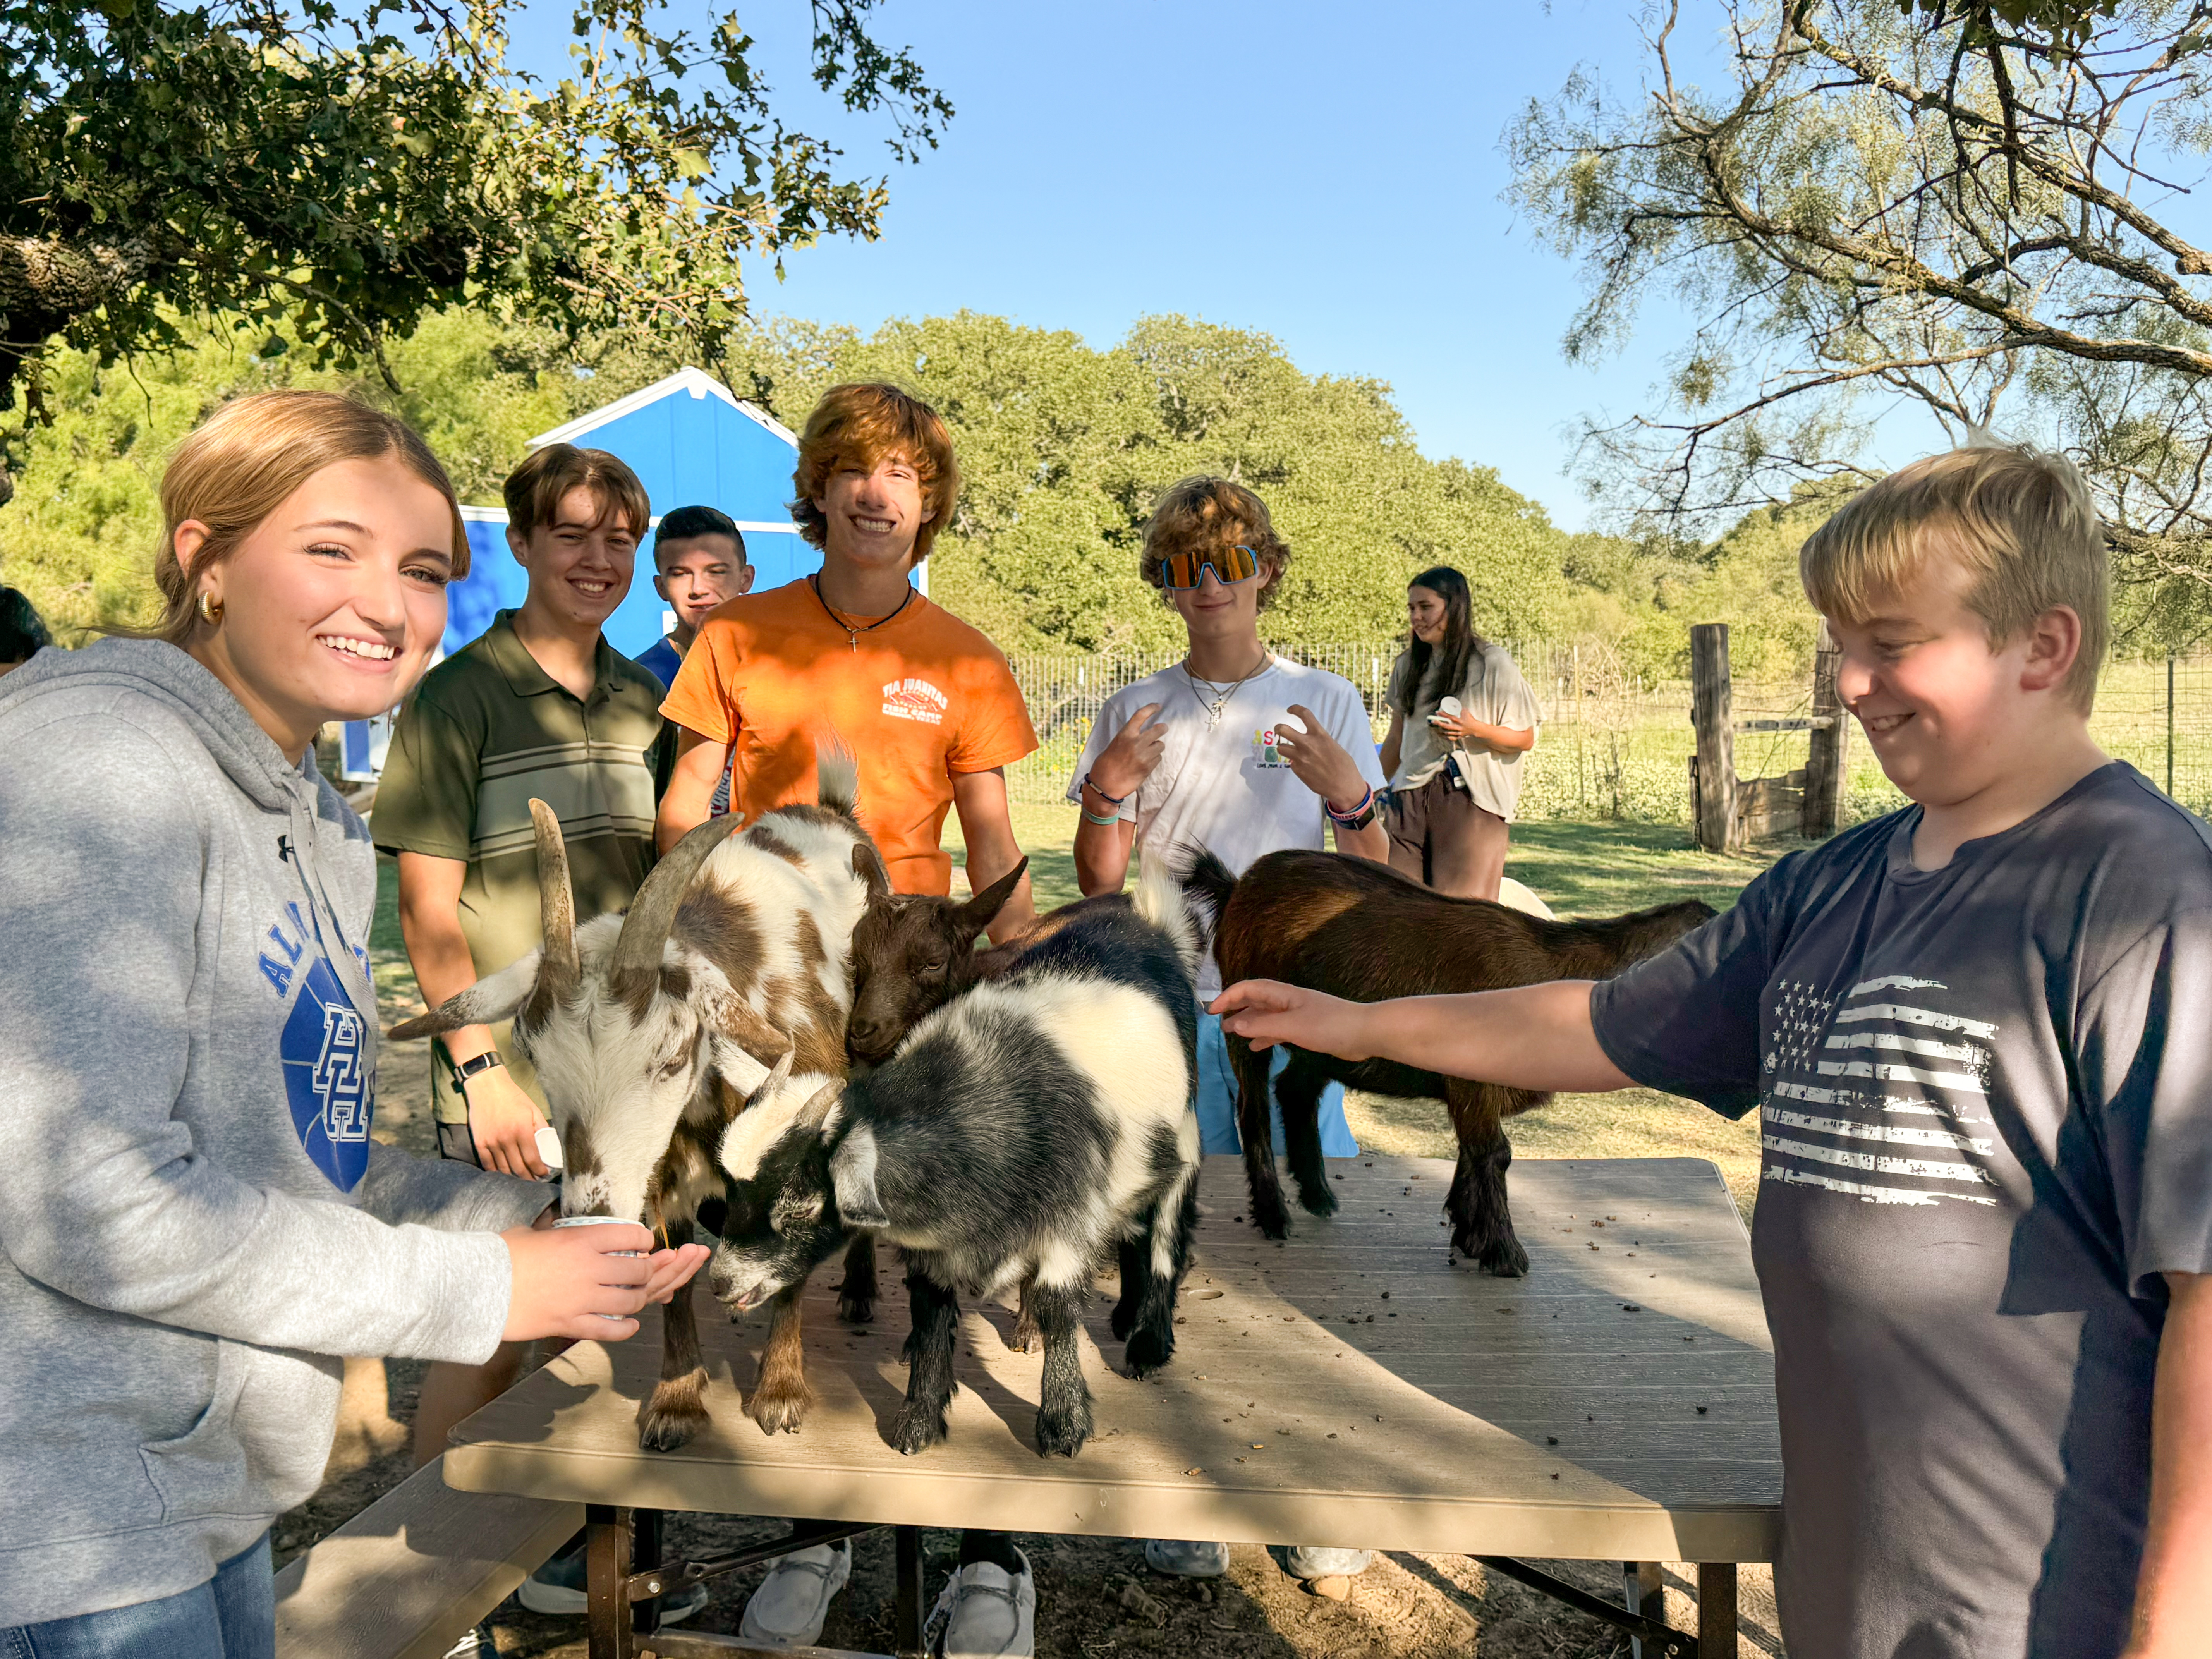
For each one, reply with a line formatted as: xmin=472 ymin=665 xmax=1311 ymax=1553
xmin=1508 ymin=0 xmax=2212 ymax=641
xmin=0 ymin=0 xmax=947 ymax=503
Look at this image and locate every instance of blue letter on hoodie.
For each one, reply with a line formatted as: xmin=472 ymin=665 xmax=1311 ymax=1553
xmin=280 ymin=955 xmax=374 ymax=1189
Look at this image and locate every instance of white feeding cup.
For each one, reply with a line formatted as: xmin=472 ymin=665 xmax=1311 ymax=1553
xmin=1431 ymin=694 xmax=1463 ymax=727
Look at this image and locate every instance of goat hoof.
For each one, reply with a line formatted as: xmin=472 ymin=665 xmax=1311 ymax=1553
xmin=1107 ymin=1302 xmax=1138 ymax=1344
xmin=1477 ymin=1237 xmax=1530 ymax=1278
xmin=892 ymin=1404 xmax=949 ymax=1456
xmin=637 ymin=1397 xmax=710 ymax=1453
xmin=838 ymin=1293 xmax=875 ymax=1325
xmin=1250 ymin=1199 xmax=1291 ymax=1240
xmin=1034 ymin=1403 xmax=1094 ymax=1458
xmin=748 ymin=1385 xmax=816 ymax=1436
xmin=1295 ymin=1181 xmax=1340 ymax=1219
xmin=1122 ymin=1326 xmax=1174 ymax=1378
xmin=1008 ymin=1315 xmax=1043 ymax=1353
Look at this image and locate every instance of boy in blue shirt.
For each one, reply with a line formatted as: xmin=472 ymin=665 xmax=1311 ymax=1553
xmin=1215 ymin=445 xmax=2212 ymax=1659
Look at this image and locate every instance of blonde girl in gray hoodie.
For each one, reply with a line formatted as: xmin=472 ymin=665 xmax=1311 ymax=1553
xmin=0 ymin=392 xmax=708 ymax=1654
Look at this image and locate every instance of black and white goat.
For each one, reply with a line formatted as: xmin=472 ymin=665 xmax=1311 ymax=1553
xmin=708 ymin=860 xmax=1204 ymax=1459
xmin=391 ymin=757 xmax=886 ymax=1449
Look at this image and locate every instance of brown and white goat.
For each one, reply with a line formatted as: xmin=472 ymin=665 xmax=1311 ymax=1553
xmin=1182 ymin=848 xmax=1714 ymax=1276
xmin=391 ymin=762 xmax=885 ymax=1449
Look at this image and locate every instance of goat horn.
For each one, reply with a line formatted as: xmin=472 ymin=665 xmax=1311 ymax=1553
xmin=796 ymin=1079 xmax=843 ymax=1129
xmin=611 ymin=813 xmax=744 ymax=1002
xmin=744 ymin=1051 xmax=794 ymax=1111
xmin=530 ymin=800 xmax=580 ymax=997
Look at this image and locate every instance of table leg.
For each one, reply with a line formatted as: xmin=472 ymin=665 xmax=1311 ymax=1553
xmin=633 ymin=1508 xmax=665 ymax=1638
xmin=587 ymin=1503 xmax=636 ymax=1659
xmin=1697 ymin=1561 xmax=1737 ymax=1656
xmin=1625 ymin=1561 xmax=1666 ymax=1657
xmin=894 ymin=1524 xmax=925 ymax=1659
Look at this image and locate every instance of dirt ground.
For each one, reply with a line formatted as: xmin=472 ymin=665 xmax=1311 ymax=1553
xmin=289 ymin=855 xmax=1785 ymax=1656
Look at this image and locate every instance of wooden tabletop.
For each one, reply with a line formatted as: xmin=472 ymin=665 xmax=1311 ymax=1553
xmin=446 ymin=1155 xmax=1780 ymax=1563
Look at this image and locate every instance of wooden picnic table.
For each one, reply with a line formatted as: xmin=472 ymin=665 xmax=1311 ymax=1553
xmin=445 ymin=1154 xmax=1780 ymax=1658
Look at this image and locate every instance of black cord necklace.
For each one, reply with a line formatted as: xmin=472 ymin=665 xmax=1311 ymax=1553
xmin=811 ymin=574 xmax=915 ymax=651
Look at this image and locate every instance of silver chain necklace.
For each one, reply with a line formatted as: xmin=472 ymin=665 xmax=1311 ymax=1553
xmin=1182 ymin=651 xmax=1273 ymax=730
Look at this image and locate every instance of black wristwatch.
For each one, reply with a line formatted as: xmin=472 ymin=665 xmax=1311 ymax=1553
xmin=447 ymin=1050 xmax=505 ymax=1094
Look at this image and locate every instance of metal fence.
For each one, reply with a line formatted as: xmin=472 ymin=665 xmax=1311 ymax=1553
xmin=1004 ymin=642 xmax=2212 ymax=826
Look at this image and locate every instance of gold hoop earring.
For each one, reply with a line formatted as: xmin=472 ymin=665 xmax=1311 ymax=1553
xmin=197 ymin=590 xmax=223 ymax=625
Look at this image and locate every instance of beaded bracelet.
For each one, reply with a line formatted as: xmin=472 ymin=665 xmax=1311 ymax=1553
xmin=1080 ymin=771 xmax=1130 ymax=808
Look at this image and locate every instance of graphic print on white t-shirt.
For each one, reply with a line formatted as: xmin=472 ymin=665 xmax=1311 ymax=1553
xmin=1757 ymin=973 xmax=2002 ymax=1207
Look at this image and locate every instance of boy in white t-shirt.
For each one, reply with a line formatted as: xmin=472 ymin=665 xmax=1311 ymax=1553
xmin=1067 ymin=474 xmax=1389 ymax=1596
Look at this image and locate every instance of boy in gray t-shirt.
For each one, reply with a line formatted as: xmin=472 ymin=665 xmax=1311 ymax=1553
xmin=1212 ymin=445 xmax=2212 ymax=1659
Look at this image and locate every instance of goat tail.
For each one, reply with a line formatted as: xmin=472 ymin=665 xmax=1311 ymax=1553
xmin=814 ymin=738 xmax=862 ymax=819
xmin=1168 ymin=842 xmax=1237 ymax=947
xmin=1135 ymin=853 xmax=1206 ymax=984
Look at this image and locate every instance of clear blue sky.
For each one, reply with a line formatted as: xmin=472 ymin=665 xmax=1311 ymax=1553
xmin=708 ymin=0 xmax=1695 ymax=532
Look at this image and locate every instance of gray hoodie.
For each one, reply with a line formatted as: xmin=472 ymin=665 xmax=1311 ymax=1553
xmin=0 ymin=639 xmax=550 ymax=1626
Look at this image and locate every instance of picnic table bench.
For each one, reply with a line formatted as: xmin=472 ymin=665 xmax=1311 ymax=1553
xmin=445 ymin=1154 xmax=1781 ymax=1657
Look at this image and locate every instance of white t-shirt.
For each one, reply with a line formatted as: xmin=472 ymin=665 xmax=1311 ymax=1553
xmin=1068 ymin=656 xmax=1388 ymax=998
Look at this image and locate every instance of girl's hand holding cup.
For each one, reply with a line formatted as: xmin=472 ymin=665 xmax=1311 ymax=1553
xmin=500 ymin=1215 xmax=710 ymax=1342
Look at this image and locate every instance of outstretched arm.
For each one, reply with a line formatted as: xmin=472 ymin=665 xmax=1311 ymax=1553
xmin=1210 ymin=978 xmax=1633 ymax=1095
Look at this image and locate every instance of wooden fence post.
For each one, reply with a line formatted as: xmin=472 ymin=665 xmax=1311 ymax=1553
xmin=1691 ymin=623 xmax=1737 ymax=853
xmin=1802 ymin=619 xmax=1849 ymax=838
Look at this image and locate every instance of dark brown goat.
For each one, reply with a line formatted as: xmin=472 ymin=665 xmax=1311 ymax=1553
xmin=847 ymin=857 xmax=1136 ymax=1065
xmin=1184 ymin=849 xmax=1714 ymax=1276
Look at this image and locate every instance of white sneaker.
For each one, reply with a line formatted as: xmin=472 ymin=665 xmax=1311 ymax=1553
xmin=1144 ymin=1539 xmax=1230 ymax=1578
xmin=924 ymin=1547 xmax=1036 ymax=1658
xmin=738 ymin=1540 xmax=854 ymax=1648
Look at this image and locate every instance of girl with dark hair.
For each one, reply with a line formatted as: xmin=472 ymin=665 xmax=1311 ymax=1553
xmin=1378 ymin=565 xmax=1540 ymax=900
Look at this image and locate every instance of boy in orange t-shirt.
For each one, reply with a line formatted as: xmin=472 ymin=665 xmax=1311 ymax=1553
xmin=657 ymin=384 xmax=1041 ymax=1652
xmin=657 ymin=383 xmax=1035 ymax=920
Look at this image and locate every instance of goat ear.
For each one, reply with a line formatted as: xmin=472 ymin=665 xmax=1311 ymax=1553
xmin=956 ymin=855 xmax=1029 ymax=939
xmin=828 ymin=1125 xmax=889 ymax=1229
xmin=388 ymin=951 xmax=541 ymax=1041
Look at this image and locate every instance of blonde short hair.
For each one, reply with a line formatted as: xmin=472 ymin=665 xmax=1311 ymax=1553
xmin=141 ymin=392 xmax=469 ymax=648
xmin=1799 ymin=444 xmax=2109 ymax=712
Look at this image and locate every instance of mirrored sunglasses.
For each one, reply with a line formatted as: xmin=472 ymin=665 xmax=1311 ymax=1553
xmin=1159 ymin=544 xmax=1261 ymax=590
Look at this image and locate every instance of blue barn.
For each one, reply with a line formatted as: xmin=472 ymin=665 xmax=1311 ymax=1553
xmin=343 ymin=368 xmax=922 ymax=777
xmin=446 ymin=365 xmax=817 ymax=661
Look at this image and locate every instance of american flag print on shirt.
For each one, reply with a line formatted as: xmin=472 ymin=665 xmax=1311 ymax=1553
xmin=1758 ymin=974 xmax=2002 ymax=1206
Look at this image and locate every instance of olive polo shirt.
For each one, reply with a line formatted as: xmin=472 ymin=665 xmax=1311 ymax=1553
xmin=373 ymin=610 xmax=663 ymax=982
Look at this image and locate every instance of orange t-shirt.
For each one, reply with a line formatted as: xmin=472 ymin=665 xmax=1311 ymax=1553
xmin=660 ymin=578 xmax=1039 ymax=895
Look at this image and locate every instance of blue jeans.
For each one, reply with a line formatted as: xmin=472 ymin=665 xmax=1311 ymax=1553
xmin=3 ymin=1535 xmax=274 ymax=1659
xmin=1194 ymin=1014 xmax=1360 ymax=1157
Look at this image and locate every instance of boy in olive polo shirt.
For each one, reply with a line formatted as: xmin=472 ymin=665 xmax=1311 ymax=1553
xmin=373 ymin=445 xmax=671 ymax=1520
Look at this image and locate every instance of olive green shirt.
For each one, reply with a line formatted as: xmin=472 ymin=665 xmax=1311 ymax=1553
xmin=372 ymin=612 xmax=662 ymax=1121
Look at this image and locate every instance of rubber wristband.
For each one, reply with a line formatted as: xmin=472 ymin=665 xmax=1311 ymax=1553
xmin=1082 ymin=808 xmax=1125 ymax=828
xmin=1326 ymin=786 xmax=1378 ymax=828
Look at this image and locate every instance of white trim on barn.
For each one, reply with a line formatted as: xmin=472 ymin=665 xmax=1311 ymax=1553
xmin=526 ymin=366 xmax=795 ymax=450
